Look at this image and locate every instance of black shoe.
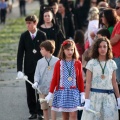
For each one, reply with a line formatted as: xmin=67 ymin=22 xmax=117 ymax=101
xmin=37 ymin=114 xmax=44 ymax=120
xmin=28 ymin=114 xmax=37 ymax=119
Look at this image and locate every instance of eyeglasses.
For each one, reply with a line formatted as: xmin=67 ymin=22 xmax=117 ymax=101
xmin=116 ymin=6 xmax=120 ymax=10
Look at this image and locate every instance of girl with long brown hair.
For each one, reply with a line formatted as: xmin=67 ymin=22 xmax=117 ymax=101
xmin=81 ymin=37 xmax=120 ymax=120
xmin=45 ymin=39 xmax=85 ymax=120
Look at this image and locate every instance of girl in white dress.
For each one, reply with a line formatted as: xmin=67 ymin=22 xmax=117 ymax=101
xmin=81 ymin=37 xmax=120 ymax=120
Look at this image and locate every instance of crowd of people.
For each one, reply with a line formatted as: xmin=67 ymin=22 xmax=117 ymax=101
xmin=0 ymin=0 xmax=26 ymax=24
xmin=16 ymin=0 xmax=120 ymax=120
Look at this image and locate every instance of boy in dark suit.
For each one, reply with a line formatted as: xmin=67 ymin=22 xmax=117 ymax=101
xmin=17 ymin=15 xmax=47 ymax=119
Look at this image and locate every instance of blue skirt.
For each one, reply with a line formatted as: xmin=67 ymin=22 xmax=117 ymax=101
xmin=52 ymin=88 xmax=81 ymax=112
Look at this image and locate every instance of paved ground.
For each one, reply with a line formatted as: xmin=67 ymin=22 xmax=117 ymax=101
xmin=0 ymin=1 xmax=62 ymax=120
xmin=0 ymin=79 xmax=62 ymax=120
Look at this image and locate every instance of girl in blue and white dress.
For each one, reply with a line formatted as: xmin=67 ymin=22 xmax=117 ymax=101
xmin=81 ymin=37 xmax=120 ymax=120
xmin=45 ymin=39 xmax=85 ymax=120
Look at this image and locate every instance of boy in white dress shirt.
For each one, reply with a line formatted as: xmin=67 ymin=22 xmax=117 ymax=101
xmin=32 ymin=40 xmax=59 ymax=120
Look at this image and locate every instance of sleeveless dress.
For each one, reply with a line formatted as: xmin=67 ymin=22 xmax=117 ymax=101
xmin=81 ymin=59 xmax=118 ymax=120
xmin=52 ymin=60 xmax=81 ymax=112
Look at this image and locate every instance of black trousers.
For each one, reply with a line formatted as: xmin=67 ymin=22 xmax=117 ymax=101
xmin=19 ymin=1 xmax=26 ymax=16
xmin=0 ymin=9 xmax=6 ymax=23
xmin=25 ymin=73 xmax=43 ymax=115
xmin=77 ymin=110 xmax=83 ymax=120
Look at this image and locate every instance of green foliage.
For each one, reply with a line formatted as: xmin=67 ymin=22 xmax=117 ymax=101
xmin=0 ymin=17 xmax=26 ymax=68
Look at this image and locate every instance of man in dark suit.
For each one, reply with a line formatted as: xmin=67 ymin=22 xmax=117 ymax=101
xmin=17 ymin=15 xmax=47 ymax=119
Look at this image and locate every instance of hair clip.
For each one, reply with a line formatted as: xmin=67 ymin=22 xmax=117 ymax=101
xmin=62 ymin=41 xmax=69 ymax=46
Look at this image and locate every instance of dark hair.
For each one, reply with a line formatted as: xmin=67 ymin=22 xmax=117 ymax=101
xmin=51 ymin=2 xmax=58 ymax=6
xmin=108 ymin=0 xmax=116 ymax=8
xmin=97 ymin=28 xmax=111 ymax=39
xmin=40 ymin=40 xmax=55 ymax=54
xmin=91 ymin=37 xmax=113 ymax=60
xmin=103 ymin=8 xmax=119 ymax=27
xmin=43 ymin=8 xmax=55 ymax=24
xmin=25 ymin=15 xmax=38 ymax=23
xmin=38 ymin=5 xmax=49 ymax=27
xmin=74 ymin=30 xmax=85 ymax=47
xmin=37 ymin=5 xmax=56 ymax=27
xmin=59 ymin=1 xmax=69 ymax=13
xmin=98 ymin=7 xmax=105 ymax=28
xmin=43 ymin=8 xmax=54 ymax=15
xmin=58 ymin=39 xmax=79 ymax=60
xmin=48 ymin=0 xmax=60 ymax=6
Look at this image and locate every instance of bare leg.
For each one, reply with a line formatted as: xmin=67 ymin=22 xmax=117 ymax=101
xmin=62 ymin=112 xmax=69 ymax=120
xmin=51 ymin=110 xmax=56 ymax=120
xmin=43 ymin=109 xmax=49 ymax=120
xmin=69 ymin=111 xmax=77 ymax=120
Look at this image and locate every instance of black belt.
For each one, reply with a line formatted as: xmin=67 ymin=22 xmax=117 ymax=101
xmin=91 ymin=88 xmax=114 ymax=94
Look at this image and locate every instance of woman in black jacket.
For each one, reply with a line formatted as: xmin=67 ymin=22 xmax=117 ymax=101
xmin=37 ymin=8 xmax=65 ymax=56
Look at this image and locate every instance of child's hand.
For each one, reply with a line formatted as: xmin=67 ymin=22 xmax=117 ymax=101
xmin=84 ymin=99 xmax=90 ymax=110
xmin=45 ymin=92 xmax=53 ymax=103
xmin=80 ymin=92 xmax=85 ymax=103
xmin=117 ymin=98 xmax=120 ymax=107
xmin=32 ymin=82 xmax=38 ymax=89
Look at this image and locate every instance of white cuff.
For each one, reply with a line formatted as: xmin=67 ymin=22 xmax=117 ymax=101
xmin=85 ymin=99 xmax=90 ymax=102
xmin=48 ymin=92 xmax=53 ymax=96
xmin=80 ymin=92 xmax=85 ymax=95
xmin=117 ymin=98 xmax=120 ymax=101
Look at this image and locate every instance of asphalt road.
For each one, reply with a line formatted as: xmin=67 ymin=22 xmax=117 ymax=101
xmin=0 ymin=1 xmax=62 ymax=119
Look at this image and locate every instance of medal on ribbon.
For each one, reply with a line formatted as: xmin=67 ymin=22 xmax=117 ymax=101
xmin=68 ymin=77 xmax=72 ymax=81
xmin=98 ymin=60 xmax=107 ymax=80
xmin=33 ymin=49 xmax=37 ymax=54
xmin=65 ymin=60 xmax=73 ymax=81
xmin=31 ymin=35 xmax=37 ymax=54
xmin=45 ymin=56 xmax=52 ymax=70
xmin=47 ymin=66 xmax=51 ymax=70
xmin=101 ymin=74 xmax=105 ymax=79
